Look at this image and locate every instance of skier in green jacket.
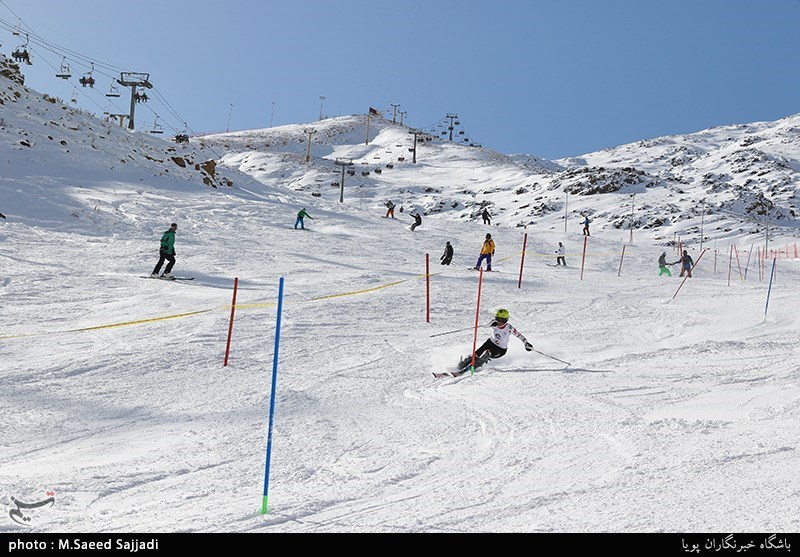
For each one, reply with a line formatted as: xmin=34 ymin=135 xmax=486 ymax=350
xmin=151 ymin=222 xmax=177 ymax=278
xmin=295 ymin=208 xmax=313 ymax=230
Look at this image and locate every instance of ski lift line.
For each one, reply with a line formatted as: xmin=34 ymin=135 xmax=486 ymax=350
xmin=23 ymin=45 xmax=117 ymax=114
xmin=0 ymin=15 xmax=123 ymax=74
xmin=0 ymin=13 xmax=197 ymax=143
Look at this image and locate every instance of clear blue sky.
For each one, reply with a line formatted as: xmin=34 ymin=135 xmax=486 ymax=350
xmin=3 ymin=0 xmax=799 ymax=159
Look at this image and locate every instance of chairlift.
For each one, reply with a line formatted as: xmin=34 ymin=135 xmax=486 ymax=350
xmin=55 ymin=57 xmax=71 ymax=79
xmin=150 ymin=117 xmax=164 ymax=134
xmin=459 ymin=130 xmax=465 ymax=135
xmin=134 ymin=92 xmax=149 ymax=103
xmin=106 ymin=82 xmax=120 ymax=98
xmin=70 ymin=88 xmax=78 ymax=104
xmin=79 ymin=63 xmax=95 ymax=88
xmin=454 ymin=121 xmax=460 ymax=125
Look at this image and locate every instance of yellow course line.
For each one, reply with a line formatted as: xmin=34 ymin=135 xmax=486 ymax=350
xmin=310 ymin=278 xmax=410 ymax=300
xmin=67 ymin=308 xmax=217 ymax=333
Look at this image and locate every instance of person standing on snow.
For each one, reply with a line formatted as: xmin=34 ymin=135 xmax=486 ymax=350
xmin=384 ymin=200 xmax=395 ymax=219
xmin=658 ymin=252 xmax=672 ymax=276
xmin=679 ymin=250 xmax=694 ymax=278
xmin=482 ymin=208 xmax=491 ymax=225
xmin=556 ymin=242 xmax=566 ymax=266
xmin=457 ymin=308 xmax=533 ymax=371
xmin=410 ymin=212 xmax=422 ymax=231
xmin=441 ymin=241 xmax=454 ymax=265
xmin=474 ymin=233 xmax=495 ymax=271
xmin=295 ymin=208 xmax=313 ymax=230
xmin=582 ymin=215 xmax=591 ymax=236
xmin=151 ymin=222 xmax=178 ymax=279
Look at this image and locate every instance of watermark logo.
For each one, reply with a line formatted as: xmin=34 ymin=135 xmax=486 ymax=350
xmin=1 ymin=492 xmax=55 ymax=525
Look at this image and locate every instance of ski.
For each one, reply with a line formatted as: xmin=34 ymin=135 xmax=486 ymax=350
xmin=140 ymin=276 xmax=194 ymax=281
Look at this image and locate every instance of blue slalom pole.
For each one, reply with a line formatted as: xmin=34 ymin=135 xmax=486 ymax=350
xmin=763 ymin=258 xmax=776 ymax=322
xmin=262 ymin=277 xmax=284 ymax=514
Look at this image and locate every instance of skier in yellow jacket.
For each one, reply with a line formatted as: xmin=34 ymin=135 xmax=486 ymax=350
xmin=473 ymin=233 xmax=495 ymax=271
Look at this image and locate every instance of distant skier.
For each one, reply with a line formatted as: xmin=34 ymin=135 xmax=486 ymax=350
xmin=658 ymin=252 xmax=673 ymax=277
xmin=384 ymin=200 xmax=395 ymax=219
xmin=556 ymin=242 xmax=566 ymax=266
xmin=295 ymin=208 xmax=313 ymax=230
xmin=482 ymin=208 xmax=491 ymax=225
xmin=679 ymin=250 xmax=694 ymax=278
xmin=582 ymin=215 xmax=591 ymax=236
xmin=410 ymin=212 xmax=422 ymax=231
xmin=151 ymin=222 xmax=178 ymax=279
xmin=0 ymin=212 xmax=6 ymax=219
xmin=456 ymin=309 xmax=533 ymax=372
xmin=474 ymin=233 xmax=495 ymax=271
xmin=441 ymin=241 xmax=454 ymax=265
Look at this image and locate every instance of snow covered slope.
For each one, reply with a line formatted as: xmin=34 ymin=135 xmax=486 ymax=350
xmin=2 ymin=54 xmax=800 ymax=534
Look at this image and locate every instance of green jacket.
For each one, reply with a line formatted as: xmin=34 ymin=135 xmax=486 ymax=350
xmin=160 ymin=229 xmax=176 ymax=255
xmin=297 ymin=209 xmax=312 ymax=220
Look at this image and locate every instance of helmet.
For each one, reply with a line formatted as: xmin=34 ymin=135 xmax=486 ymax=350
xmin=495 ymin=308 xmax=509 ymax=321
xmin=486 ymin=233 xmax=492 ymax=239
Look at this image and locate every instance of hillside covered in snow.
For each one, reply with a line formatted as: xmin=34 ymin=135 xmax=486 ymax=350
xmin=2 ymin=53 xmax=800 ymax=535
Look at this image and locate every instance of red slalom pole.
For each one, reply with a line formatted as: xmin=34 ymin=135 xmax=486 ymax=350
xmin=580 ymin=236 xmax=588 ymax=281
xmin=617 ymin=244 xmax=626 ymax=277
xmin=517 ymin=232 xmax=528 ymax=289
xmin=425 ymin=253 xmax=430 ymax=323
xmin=223 ymin=277 xmax=239 ymax=367
xmin=672 ymin=248 xmax=708 ymax=301
xmin=470 ymin=269 xmax=484 ymax=376
xmin=733 ymin=245 xmax=743 ymax=281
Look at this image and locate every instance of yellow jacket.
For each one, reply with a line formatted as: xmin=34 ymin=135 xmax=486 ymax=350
xmin=481 ymin=239 xmax=495 ymax=255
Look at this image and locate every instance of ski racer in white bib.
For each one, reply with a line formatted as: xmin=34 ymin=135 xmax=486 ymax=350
xmin=458 ymin=308 xmax=533 ymax=371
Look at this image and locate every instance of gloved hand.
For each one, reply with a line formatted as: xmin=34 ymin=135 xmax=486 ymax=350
xmin=489 ymin=320 xmax=498 ymax=327
xmin=524 ymin=342 xmax=533 ymax=352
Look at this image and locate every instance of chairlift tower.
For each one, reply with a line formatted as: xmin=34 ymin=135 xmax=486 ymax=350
xmin=117 ymin=72 xmax=152 ymax=130
xmin=446 ymin=113 xmax=459 ymax=142
xmin=408 ymin=129 xmax=424 ymax=164
xmin=334 ymin=159 xmax=354 ymax=203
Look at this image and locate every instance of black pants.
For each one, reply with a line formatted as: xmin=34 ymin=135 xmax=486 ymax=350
xmin=557 ymin=257 xmax=566 ymax=266
xmin=152 ymin=250 xmax=175 ymax=275
xmin=441 ymin=256 xmax=452 ymax=265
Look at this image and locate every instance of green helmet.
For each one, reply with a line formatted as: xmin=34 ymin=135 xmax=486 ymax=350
xmin=495 ymin=308 xmax=509 ymax=321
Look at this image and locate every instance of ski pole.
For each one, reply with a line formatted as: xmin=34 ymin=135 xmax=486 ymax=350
xmin=533 ymin=349 xmax=571 ymax=367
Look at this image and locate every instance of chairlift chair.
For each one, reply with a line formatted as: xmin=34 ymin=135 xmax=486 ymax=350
xmin=106 ymin=83 xmax=120 ymax=98
xmin=150 ymin=118 xmax=164 ymax=134
xmin=55 ymin=57 xmax=71 ymax=79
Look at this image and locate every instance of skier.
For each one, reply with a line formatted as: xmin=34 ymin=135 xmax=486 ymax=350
xmin=482 ymin=208 xmax=491 ymax=225
xmin=582 ymin=215 xmax=591 ymax=236
xmin=658 ymin=252 xmax=672 ymax=277
xmin=440 ymin=241 xmax=454 ymax=265
xmin=556 ymin=242 xmax=566 ymax=266
xmin=679 ymin=250 xmax=694 ymax=278
xmin=410 ymin=212 xmax=422 ymax=231
xmin=295 ymin=208 xmax=313 ymax=230
xmin=474 ymin=233 xmax=495 ymax=271
xmin=384 ymin=200 xmax=395 ymax=219
xmin=457 ymin=309 xmax=533 ymax=372
xmin=151 ymin=222 xmax=178 ymax=279
xmin=0 ymin=212 xmax=6 ymax=219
